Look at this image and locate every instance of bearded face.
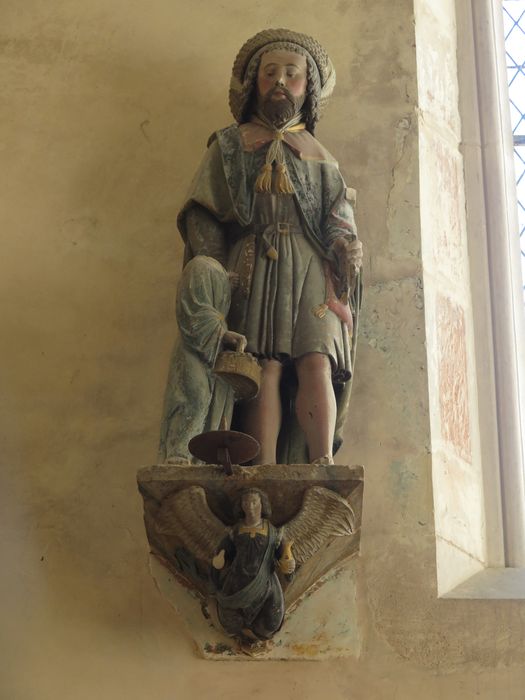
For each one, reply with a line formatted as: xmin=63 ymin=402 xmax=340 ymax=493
xmin=256 ymin=50 xmax=307 ymax=126
xmin=259 ymin=85 xmax=304 ymax=125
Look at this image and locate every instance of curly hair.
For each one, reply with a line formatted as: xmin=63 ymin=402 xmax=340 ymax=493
xmin=239 ymin=48 xmax=321 ymax=134
xmin=229 ymin=29 xmax=335 ymax=134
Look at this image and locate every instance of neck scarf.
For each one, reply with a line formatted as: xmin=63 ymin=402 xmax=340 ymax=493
xmin=252 ymin=112 xmax=306 ymax=194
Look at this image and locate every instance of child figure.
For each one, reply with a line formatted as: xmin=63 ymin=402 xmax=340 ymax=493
xmin=158 ymin=255 xmax=246 ymax=463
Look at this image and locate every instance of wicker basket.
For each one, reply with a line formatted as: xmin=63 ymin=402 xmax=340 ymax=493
xmin=213 ymin=351 xmax=261 ymax=400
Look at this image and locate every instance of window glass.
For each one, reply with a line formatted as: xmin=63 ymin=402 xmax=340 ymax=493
xmin=503 ymin=0 xmax=525 ymax=301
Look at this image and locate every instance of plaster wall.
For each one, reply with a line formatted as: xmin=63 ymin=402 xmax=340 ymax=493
xmin=2 ymin=0 xmax=525 ymax=698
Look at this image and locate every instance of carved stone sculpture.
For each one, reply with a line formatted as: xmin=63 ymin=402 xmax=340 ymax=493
xmin=138 ymin=28 xmax=365 ymax=659
xmin=158 ymin=255 xmax=248 ymax=463
xmin=162 ymin=28 xmax=363 ymax=465
xmin=138 ymin=466 xmax=362 ymax=652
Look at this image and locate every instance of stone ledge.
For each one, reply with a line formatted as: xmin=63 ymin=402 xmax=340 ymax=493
xmin=137 ymin=463 xmax=364 ymax=526
xmin=441 ymin=567 xmax=525 ymax=600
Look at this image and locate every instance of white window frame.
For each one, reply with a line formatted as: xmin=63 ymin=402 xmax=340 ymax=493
xmin=445 ymin=0 xmax=525 ymax=596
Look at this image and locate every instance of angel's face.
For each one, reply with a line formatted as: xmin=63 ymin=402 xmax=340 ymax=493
xmin=241 ymin=491 xmax=262 ymax=525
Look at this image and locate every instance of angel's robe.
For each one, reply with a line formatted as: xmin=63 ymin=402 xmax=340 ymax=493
xmin=177 ymin=123 xmax=362 ymax=463
xmin=212 ymin=520 xmax=284 ymax=640
xmin=158 ymin=255 xmax=234 ymax=462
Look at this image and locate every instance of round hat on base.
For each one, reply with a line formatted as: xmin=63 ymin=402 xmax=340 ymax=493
xmin=188 ymin=429 xmax=260 ymax=474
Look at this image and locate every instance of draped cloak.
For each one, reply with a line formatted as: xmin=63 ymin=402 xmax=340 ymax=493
xmin=177 ymin=124 xmax=362 ymax=462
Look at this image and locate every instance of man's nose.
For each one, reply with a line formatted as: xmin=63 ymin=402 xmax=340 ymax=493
xmin=275 ymin=70 xmax=286 ymax=86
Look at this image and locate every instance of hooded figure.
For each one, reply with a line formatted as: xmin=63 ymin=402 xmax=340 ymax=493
xmin=158 ymin=255 xmax=236 ymax=463
xmin=176 ymin=29 xmax=363 ymax=465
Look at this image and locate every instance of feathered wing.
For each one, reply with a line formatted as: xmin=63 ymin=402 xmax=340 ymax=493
xmin=153 ymin=485 xmax=228 ymax=562
xmin=283 ymin=486 xmax=356 ymax=567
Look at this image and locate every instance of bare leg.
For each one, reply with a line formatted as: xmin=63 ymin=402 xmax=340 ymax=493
xmin=295 ymin=353 xmax=336 ymax=463
xmin=242 ymin=359 xmax=283 ymax=464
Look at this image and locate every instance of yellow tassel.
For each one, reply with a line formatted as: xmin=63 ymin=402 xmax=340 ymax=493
xmin=266 ymin=246 xmax=278 ymax=260
xmin=275 ymin=163 xmax=294 ymax=194
xmin=255 ymin=163 xmax=273 ymax=193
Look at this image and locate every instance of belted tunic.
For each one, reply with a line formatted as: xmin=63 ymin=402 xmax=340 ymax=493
xmin=177 ymin=122 xmax=361 ymax=460
xmin=226 ymin=190 xmax=351 ymax=380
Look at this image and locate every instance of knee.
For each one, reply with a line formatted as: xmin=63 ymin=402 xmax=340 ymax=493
xmin=296 ymin=352 xmax=331 ymax=378
xmin=261 ymin=359 xmax=282 ymax=383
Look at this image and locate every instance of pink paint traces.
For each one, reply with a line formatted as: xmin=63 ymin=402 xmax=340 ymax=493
xmin=437 ymin=294 xmax=472 ymax=462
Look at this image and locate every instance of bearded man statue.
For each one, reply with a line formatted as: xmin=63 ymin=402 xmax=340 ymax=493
xmin=176 ymin=28 xmax=363 ymax=465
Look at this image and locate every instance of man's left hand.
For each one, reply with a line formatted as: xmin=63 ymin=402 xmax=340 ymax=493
xmin=330 ymin=237 xmax=363 ymax=299
xmin=331 ymin=237 xmax=363 ymax=270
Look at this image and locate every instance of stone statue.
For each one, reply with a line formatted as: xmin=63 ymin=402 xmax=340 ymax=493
xmin=149 ymin=482 xmax=357 ymax=648
xmin=142 ymin=29 xmax=366 ymax=657
xmin=158 ymin=255 xmax=247 ymax=463
xmin=164 ymin=28 xmax=363 ymax=465
xmin=211 ymin=488 xmax=292 ymax=643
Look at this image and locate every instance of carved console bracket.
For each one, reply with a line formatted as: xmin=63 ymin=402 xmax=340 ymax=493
xmin=137 ymin=463 xmax=364 ymax=659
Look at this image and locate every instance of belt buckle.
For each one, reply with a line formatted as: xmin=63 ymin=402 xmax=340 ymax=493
xmin=277 ymin=222 xmax=290 ymax=235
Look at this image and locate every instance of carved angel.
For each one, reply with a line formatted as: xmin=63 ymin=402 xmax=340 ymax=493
xmin=153 ymin=484 xmax=356 ymax=643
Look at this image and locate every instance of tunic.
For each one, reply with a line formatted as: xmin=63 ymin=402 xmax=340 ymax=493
xmin=177 ymin=124 xmax=362 ymax=460
xmin=227 ymin=190 xmax=351 ymax=379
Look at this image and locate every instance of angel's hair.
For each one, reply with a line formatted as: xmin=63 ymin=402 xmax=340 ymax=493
xmin=233 ymin=488 xmax=272 ymax=520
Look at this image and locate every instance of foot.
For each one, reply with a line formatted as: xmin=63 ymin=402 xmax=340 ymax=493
xmin=311 ymin=454 xmax=334 ymax=465
xmin=164 ymin=456 xmax=192 ymax=466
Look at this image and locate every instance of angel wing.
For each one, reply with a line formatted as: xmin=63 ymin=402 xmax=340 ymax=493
xmin=282 ymin=486 xmax=356 ymax=567
xmin=153 ymin=485 xmax=228 ymax=562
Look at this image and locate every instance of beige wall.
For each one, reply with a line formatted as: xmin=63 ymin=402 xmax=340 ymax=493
xmin=2 ymin=0 xmax=525 ymax=697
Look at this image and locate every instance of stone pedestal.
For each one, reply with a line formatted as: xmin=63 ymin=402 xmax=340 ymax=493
xmin=137 ymin=464 xmax=364 ymax=659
